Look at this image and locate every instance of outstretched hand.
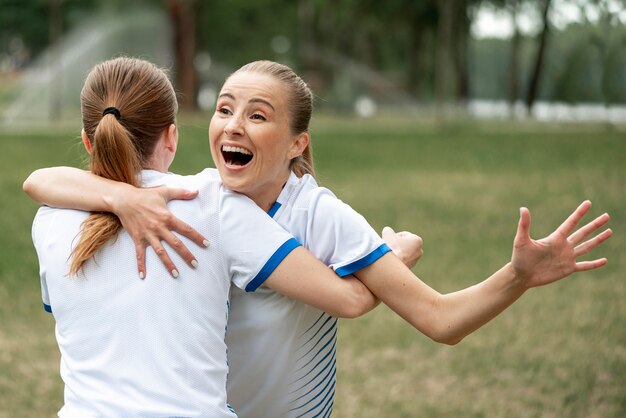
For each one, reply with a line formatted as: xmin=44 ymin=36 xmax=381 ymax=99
xmin=382 ymin=226 xmax=423 ymax=268
xmin=511 ymin=200 xmax=612 ymax=289
xmin=113 ymin=186 xmax=208 ymax=279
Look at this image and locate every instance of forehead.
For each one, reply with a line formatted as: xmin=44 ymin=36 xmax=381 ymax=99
xmin=220 ymin=72 xmax=289 ymax=105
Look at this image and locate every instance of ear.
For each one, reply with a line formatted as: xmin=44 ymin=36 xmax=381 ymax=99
xmin=288 ymin=131 xmax=310 ymax=160
xmin=81 ymin=129 xmax=93 ymax=154
xmin=164 ymin=123 xmax=178 ymax=153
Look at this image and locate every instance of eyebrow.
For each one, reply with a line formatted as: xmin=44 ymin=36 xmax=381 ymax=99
xmin=249 ymin=98 xmax=275 ymax=111
xmin=218 ymin=93 xmax=275 ymax=111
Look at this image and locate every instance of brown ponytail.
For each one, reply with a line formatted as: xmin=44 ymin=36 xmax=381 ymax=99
xmin=69 ymin=57 xmax=177 ymax=276
xmin=231 ymin=60 xmax=316 ymax=178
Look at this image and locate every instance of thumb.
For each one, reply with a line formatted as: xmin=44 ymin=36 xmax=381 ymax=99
xmin=166 ymin=187 xmax=198 ymax=202
xmin=382 ymin=226 xmax=396 ymax=240
xmin=515 ymin=207 xmax=531 ymax=245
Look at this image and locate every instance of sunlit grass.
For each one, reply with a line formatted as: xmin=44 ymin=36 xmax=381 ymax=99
xmin=0 ymin=115 xmax=624 ymax=417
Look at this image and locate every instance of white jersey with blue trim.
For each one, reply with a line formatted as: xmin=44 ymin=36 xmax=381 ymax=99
xmin=226 ymin=171 xmax=390 ymax=418
xmin=32 ymin=168 xmax=300 ymax=418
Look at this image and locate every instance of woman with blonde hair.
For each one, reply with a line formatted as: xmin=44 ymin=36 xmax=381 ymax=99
xmin=26 ymin=60 xmax=611 ymax=417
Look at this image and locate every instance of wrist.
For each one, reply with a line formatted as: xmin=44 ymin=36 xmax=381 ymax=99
xmin=105 ymin=182 xmax=135 ymax=214
xmin=504 ymin=262 xmax=529 ymax=293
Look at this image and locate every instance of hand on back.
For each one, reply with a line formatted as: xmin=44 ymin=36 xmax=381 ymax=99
xmin=113 ymin=186 xmax=207 ymax=278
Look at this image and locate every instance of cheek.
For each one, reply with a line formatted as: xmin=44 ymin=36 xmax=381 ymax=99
xmin=209 ymin=147 xmax=218 ymax=164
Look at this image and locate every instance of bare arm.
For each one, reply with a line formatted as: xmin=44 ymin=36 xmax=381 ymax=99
xmin=353 ymin=201 xmax=612 ymax=345
xmin=264 ymin=246 xmax=379 ymax=318
xmin=263 ymin=224 xmax=423 ymax=318
xmin=23 ymin=167 xmax=207 ymax=277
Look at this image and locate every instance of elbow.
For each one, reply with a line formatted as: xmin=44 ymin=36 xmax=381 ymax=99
xmin=430 ymin=330 xmax=464 ymax=346
xmin=328 ymin=277 xmax=376 ymax=319
xmin=23 ymin=168 xmax=55 ymax=203
xmin=333 ymin=290 xmax=375 ymax=319
xmin=332 ymin=298 xmax=368 ymax=319
xmin=424 ymin=296 xmax=465 ymax=346
xmin=22 ymin=171 xmax=40 ymax=198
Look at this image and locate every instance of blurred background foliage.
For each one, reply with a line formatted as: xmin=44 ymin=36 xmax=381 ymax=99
xmin=1 ymin=1 xmax=624 ymax=416
xmin=0 ymin=0 xmax=625 ymax=125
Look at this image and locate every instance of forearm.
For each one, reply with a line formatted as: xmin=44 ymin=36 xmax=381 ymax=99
xmin=355 ymin=254 xmax=527 ymax=345
xmin=432 ymin=263 xmax=526 ymax=344
xmin=23 ymin=166 xmax=130 ymax=212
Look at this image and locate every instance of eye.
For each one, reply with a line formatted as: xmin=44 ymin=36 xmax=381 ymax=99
xmin=216 ymin=107 xmax=231 ymax=116
xmin=251 ymin=113 xmax=266 ymax=121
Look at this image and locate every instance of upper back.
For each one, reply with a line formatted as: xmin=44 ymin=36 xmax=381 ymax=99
xmin=32 ymin=169 xmax=236 ymax=417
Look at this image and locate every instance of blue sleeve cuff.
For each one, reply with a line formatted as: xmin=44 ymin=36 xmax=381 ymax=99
xmin=43 ymin=303 xmax=52 ymax=313
xmin=245 ymin=238 xmax=302 ymax=292
xmin=335 ymin=244 xmax=392 ymax=277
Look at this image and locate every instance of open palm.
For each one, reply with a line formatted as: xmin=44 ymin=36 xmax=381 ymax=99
xmin=511 ymin=201 xmax=612 ymax=288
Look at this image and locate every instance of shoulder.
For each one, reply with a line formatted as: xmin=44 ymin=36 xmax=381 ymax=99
xmin=32 ymin=206 xmax=88 ymax=246
xmin=34 ymin=205 xmax=88 ymax=224
xmin=141 ymin=168 xmax=221 ymax=190
xmin=285 ymin=173 xmax=337 ymax=210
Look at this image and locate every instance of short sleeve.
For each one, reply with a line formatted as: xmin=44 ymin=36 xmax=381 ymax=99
xmin=32 ymin=208 xmax=52 ymax=313
xmin=306 ymin=189 xmax=390 ymax=277
xmin=219 ymin=190 xmax=301 ymax=292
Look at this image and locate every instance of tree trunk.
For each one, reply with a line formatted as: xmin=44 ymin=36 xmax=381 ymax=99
xmin=435 ymin=0 xmax=454 ymax=120
xmin=407 ymin=22 xmax=424 ymax=99
xmin=452 ymin=0 xmax=469 ymax=106
xmin=525 ymin=0 xmax=552 ymax=115
xmin=166 ymin=0 xmax=197 ymax=111
xmin=298 ymin=0 xmax=323 ymax=90
xmin=49 ymin=0 xmax=64 ymax=121
xmin=508 ymin=0 xmax=520 ymax=116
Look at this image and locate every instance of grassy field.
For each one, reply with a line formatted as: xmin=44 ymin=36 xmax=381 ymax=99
xmin=0 ymin=115 xmax=624 ymax=417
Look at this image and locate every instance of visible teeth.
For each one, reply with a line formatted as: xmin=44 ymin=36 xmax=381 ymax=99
xmin=222 ymin=145 xmax=252 ymax=155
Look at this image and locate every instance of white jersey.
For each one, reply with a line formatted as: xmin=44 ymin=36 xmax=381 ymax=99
xmin=32 ymin=169 xmax=300 ymax=418
xmin=226 ymin=172 xmax=390 ymax=418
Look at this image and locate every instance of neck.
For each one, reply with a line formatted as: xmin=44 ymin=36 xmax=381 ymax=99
xmin=250 ymin=171 xmax=291 ymax=213
xmin=144 ymin=151 xmax=172 ymax=173
xmin=251 ymin=184 xmax=284 ymax=213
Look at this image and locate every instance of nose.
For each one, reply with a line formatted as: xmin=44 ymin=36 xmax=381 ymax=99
xmin=224 ymin=114 xmax=244 ymax=137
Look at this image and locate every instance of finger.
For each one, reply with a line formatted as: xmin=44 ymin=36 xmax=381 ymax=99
xmin=135 ymin=243 xmax=147 ymax=280
xmin=382 ymin=226 xmax=395 ymax=235
xmin=574 ymin=228 xmax=613 ymax=257
xmin=556 ymin=200 xmax=592 ymax=237
xmin=166 ymin=187 xmax=198 ymax=202
xmin=514 ymin=207 xmax=531 ymax=245
xmin=574 ymin=258 xmax=607 ymax=272
xmin=568 ymin=213 xmax=610 ymax=245
xmin=397 ymin=231 xmax=424 ymax=246
xmin=160 ymin=228 xmax=199 ymax=269
xmin=382 ymin=226 xmax=396 ymax=242
xmin=147 ymin=237 xmax=179 ymax=278
xmin=171 ymin=217 xmax=209 ymax=249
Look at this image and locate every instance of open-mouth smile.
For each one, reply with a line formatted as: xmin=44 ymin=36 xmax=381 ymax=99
xmin=221 ymin=145 xmax=253 ymax=167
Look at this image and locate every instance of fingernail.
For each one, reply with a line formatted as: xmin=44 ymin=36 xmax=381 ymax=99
xmin=191 ymin=259 xmax=199 ymax=268
xmin=139 ymin=272 xmax=145 ymax=280
xmin=171 ymin=269 xmax=179 ymax=278
xmin=203 ymin=240 xmax=210 ymax=248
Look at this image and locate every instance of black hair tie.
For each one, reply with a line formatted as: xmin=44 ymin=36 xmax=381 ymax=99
xmin=102 ymin=107 xmax=121 ymax=119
